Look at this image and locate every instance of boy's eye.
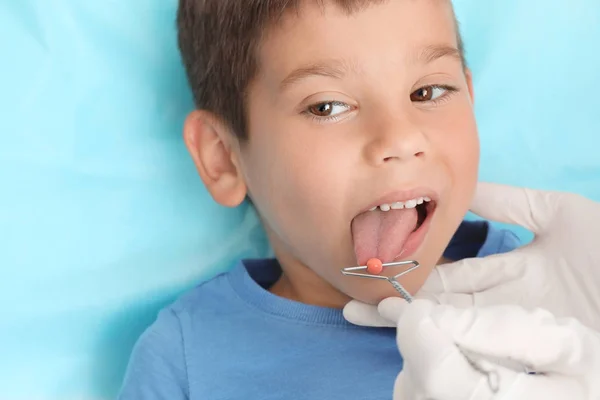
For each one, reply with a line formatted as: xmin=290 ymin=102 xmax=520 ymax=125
xmin=410 ymin=85 xmax=448 ymax=102
xmin=307 ymin=101 xmax=351 ymax=117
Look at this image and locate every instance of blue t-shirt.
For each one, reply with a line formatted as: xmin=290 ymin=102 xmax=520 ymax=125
xmin=118 ymin=220 xmax=519 ymax=399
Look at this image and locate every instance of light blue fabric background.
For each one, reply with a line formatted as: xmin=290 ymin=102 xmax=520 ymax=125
xmin=0 ymin=1 xmax=598 ymax=399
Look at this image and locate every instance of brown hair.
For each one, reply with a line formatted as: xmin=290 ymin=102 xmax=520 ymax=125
xmin=177 ymin=0 xmax=464 ymax=140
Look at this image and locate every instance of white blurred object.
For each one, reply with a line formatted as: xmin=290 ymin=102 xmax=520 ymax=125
xmin=382 ymin=299 xmax=600 ymax=400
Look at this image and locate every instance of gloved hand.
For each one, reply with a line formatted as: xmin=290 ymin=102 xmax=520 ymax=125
xmin=344 ymin=182 xmax=600 ymax=331
xmin=381 ymin=298 xmax=600 ymax=400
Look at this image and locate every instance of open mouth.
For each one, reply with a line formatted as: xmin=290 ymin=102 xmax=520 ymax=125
xmin=351 ymin=195 xmax=437 ymax=265
xmin=415 ymin=200 xmax=435 ymax=232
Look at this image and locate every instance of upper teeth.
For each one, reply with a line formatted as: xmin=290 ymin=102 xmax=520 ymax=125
xmin=370 ymin=196 xmax=431 ymax=212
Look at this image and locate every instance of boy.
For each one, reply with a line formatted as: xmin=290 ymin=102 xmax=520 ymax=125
xmin=118 ymin=0 xmax=520 ymax=398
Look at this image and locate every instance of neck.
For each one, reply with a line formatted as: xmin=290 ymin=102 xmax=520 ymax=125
xmin=268 ymin=253 xmax=352 ymax=309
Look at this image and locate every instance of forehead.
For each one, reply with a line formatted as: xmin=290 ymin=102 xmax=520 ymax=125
xmin=256 ymin=0 xmax=458 ymax=84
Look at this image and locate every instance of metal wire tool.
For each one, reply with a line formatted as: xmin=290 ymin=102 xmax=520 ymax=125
xmin=341 ymin=260 xmax=419 ymax=302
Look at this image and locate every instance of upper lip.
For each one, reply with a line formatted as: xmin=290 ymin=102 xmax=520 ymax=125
xmin=358 ymin=187 xmax=440 ymax=214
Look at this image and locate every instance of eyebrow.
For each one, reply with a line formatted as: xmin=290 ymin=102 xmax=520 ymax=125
xmin=279 ymin=58 xmax=350 ymax=91
xmin=417 ymin=45 xmax=462 ymax=64
xmin=279 ymin=45 xmax=462 ymax=91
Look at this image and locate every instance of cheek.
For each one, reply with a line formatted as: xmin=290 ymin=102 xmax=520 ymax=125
xmin=240 ymin=127 xmax=350 ymax=248
xmin=451 ymin=128 xmax=479 ymax=183
xmin=424 ymin=106 xmax=480 ymax=251
xmin=434 ymin=107 xmax=480 ymax=194
xmin=455 ymin=122 xmax=480 ymax=194
xmin=247 ymin=138 xmax=340 ymax=206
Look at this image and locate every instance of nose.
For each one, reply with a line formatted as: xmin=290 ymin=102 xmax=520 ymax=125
xmin=362 ymin=111 xmax=428 ymax=167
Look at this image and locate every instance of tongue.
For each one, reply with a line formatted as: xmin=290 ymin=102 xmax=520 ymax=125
xmin=351 ymin=208 xmax=418 ymax=265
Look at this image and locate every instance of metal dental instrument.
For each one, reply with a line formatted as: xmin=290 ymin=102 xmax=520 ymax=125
xmin=341 ymin=260 xmax=419 ymax=302
xmin=341 ymin=259 xmax=502 ymax=393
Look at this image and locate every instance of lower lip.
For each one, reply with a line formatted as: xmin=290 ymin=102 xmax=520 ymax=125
xmin=395 ymin=205 xmax=435 ymax=260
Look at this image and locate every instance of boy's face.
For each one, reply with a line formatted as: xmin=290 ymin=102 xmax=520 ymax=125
xmin=224 ymin=0 xmax=477 ymax=305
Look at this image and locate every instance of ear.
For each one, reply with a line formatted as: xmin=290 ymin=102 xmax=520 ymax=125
xmin=465 ymin=68 xmax=475 ymax=104
xmin=183 ymin=110 xmax=247 ymax=207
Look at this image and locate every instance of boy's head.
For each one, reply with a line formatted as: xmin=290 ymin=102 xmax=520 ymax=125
xmin=178 ymin=0 xmax=479 ymax=307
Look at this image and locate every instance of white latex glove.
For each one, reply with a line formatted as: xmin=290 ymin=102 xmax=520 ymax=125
xmin=344 ymin=182 xmax=600 ymax=331
xmin=381 ymin=298 xmax=600 ymax=400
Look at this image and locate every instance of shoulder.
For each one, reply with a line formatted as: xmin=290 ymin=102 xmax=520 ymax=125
xmin=117 ymin=307 xmax=189 ymax=399
xmin=478 ymin=221 xmax=521 ymax=257
xmin=444 ymin=220 xmax=521 ymax=260
xmin=117 ymin=268 xmax=241 ymax=399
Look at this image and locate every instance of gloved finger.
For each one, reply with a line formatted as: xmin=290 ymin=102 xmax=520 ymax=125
xmin=429 ymin=305 xmax=599 ymax=376
xmin=470 ymin=182 xmax=561 ymax=234
xmin=395 ymin=300 xmax=503 ymax=400
xmin=342 ymin=300 xmax=395 ymax=327
xmin=488 ymin=370 xmax=585 ymax=400
xmin=397 ymin=364 xmax=519 ymax=400
xmin=378 ymin=297 xmax=410 ymax=323
xmin=394 ymin=363 xmax=500 ymax=400
xmin=415 ymin=291 xmax=476 ymax=308
xmin=393 ymin=369 xmax=414 ymax=400
xmin=419 ymin=289 xmax=513 ymax=309
xmin=400 ymin=350 xmax=583 ymax=400
xmin=418 ymin=279 xmax=527 ymax=308
xmin=427 ymin=275 xmax=555 ymax=309
xmin=419 ymin=251 xmax=527 ymax=295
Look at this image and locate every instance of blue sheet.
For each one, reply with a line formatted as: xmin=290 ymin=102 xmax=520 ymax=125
xmin=1 ymin=1 xmax=598 ymax=398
